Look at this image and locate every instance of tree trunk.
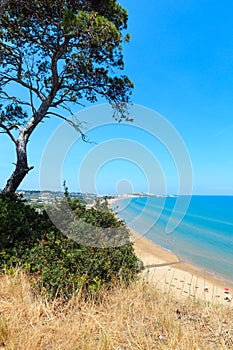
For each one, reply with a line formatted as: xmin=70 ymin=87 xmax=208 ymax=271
xmin=2 ymin=132 xmax=33 ymax=193
xmin=2 ymin=98 xmax=53 ymax=193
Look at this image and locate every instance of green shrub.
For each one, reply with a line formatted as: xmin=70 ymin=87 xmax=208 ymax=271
xmin=0 ymin=193 xmax=141 ymax=299
xmin=0 ymin=193 xmax=51 ymax=249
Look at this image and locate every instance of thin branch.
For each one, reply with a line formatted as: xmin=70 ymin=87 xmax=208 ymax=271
xmin=61 ymin=83 xmax=109 ymax=96
xmin=29 ymin=84 xmax=36 ymax=114
xmin=50 ymin=102 xmax=78 ymax=120
xmin=51 ymin=96 xmax=85 ymax=108
xmin=0 ymin=75 xmax=11 ymax=87
xmin=0 ymin=91 xmax=32 ymax=107
xmin=25 ymin=58 xmax=37 ymax=114
xmin=59 ymin=102 xmax=75 ymax=116
xmin=0 ymin=41 xmax=15 ymax=55
xmin=0 ymin=74 xmax=45 ymax=101
xmin=56 ymin=101 xmax=87 ymax=117
xmin=50 ymin=96 xmax=67 ymax=108
xmin=0 ymin=43 xmax=23 ymax=80
xmin=50 ymin=36 xmax=70 ymax=96
xmin=8 ymin=124 xmax=21 ymax=131
xmin=45 ymin=111 xmax=90 ymax=142
xmin=0 ymin=122 xmax=17 ymax=143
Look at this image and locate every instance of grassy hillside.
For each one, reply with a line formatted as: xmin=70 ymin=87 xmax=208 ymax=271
xmin=0 ymin=271 xmax=232 ymax=349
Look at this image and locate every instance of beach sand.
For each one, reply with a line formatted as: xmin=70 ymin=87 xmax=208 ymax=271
xmin=133 ymin=231 xmax=233 ymax=306
xmin=109 ymin=197 xmax=233 ymax=305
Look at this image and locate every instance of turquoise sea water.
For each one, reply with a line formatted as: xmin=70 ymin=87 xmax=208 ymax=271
xmin=113 ymin=196 xmax=233 ymax=283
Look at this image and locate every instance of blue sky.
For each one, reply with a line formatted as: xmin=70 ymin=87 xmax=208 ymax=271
xmin=1 ymin=0 xmax=233 ymax=195
xmin=120 ymin=0 xmax=233 ymax=195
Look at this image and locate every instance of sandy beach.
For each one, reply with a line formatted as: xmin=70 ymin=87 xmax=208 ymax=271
xmin=109 ymin=197 xmax=233 ymax=306
xmin=133 ymin=231 xmax=233 ymax=306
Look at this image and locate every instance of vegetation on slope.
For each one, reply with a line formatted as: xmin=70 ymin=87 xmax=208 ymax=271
xmin=0 ymin=271 xmax=232 ymax=349
xmin=0 ymin=193 xmax=140 ymax=299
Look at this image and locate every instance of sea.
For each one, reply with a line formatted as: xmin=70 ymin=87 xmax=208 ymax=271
xmin=112 ymin=196 xmax=233 ymax=283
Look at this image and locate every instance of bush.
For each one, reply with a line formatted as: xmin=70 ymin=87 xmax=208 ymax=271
xmin=0 ymin=193 xmax=141 ymax=299
xmin=0 ymin=193 xmax=50 ymax=249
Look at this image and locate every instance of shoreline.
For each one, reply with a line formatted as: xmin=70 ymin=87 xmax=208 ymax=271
xmin=109 ymin=197 xmax=233 ymax=305
xmin=132 ymin=231 xmax=233 ymax=304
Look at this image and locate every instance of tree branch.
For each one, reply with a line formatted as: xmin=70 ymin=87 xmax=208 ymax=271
xmin=45 ymin=111 xmax=88 ymax=142
xmin=0 ymin=91 xmax=32 ymax=107
xmin=0 ymin=122 xmax=17 ymax=143
xmin=50 ymin=36 xmax=71 ymax=97
xmin=61 ymin=83 xmax=109 ymax=95
xmin=0 ymin=74 xmax=45 ymax=101
xmin=25 ymin=58 xmax=37 ymax=114
xmin=51 ymin=96 xmax=85 ymax=108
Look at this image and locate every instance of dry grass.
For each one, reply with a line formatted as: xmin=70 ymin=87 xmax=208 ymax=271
xmin=0 ymin=271 xmax=232 ymax=349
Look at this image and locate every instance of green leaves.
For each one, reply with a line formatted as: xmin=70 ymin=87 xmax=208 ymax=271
xmin=0 ymin=0 xmax=133 ymax=193
xmin=75 ymin=10 xmax=121 ymax=44
xmin=0 ymin=193 xmax=51 ymax=249
xmin=0 ymin=104 xmax=28 ymax=128
xmin=61 ymin=9 xmax=77 ymax=34
xmin=0 ymin=0 xmax=132 ymax=112
xmin=0 ymin=194 xmax=141 ymax=300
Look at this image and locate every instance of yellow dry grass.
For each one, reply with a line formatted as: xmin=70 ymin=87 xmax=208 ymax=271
xmin=0 ymin=271 xmax=232 ymax=350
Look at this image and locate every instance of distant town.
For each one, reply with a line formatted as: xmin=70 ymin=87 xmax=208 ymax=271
xmin=0 ymin=190 xmax=173 ymax=205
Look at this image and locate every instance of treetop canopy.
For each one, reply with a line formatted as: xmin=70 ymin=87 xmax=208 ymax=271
xmin=0 ymin=0 xmax=133 ymax=193
xmin=0 ymin=0 xmax=133 ymax=127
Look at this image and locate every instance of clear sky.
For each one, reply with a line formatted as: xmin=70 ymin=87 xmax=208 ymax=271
xmin=1 ymin=1 xmax=233 ymax=195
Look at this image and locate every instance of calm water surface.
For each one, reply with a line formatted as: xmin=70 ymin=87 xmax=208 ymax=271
xmin=113 ymin=196 xmax=233 ymax=283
